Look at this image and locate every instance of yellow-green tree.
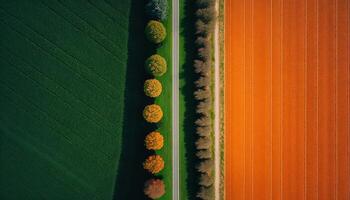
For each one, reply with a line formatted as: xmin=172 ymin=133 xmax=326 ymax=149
xmin=145 ymin=20 xmax=166 ymax=44
xmin=145 ymin=54 xmax=167 ymax=77
xmin=144 ymin=79 xmax=162 ymax=98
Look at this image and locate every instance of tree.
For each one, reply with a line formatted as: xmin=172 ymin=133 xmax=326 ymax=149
xmin=196 ymin=99 xmax=211 ymax=115
xmin=143 ymin=155 xmax=165 ymax=174
xmin=195 ymin=76 xmax=210 ymax=88
xmin=198 ymin=173 xmax=214 ymax=187
xmin=197 ymin=47 xmax=211 ymax=61
xmin=197 ymin=186 xmax=214 ymax=200
xmin=196 ymin=126 xmax=211 ymax=137
xmin=195 ymin=19 xmax=210 ymax=36
xmin=195 ymin=36 xmax=209 ymax=48
xmin=195 ymin=0 xmax=214 ymax=8
xmin=144 ymin=179 xmax=166 ymax=199
xmin=194 ymin=88 xmax=211 ymax=100
xmin=194 ymin=60 xmax=210 ymax=76
xmin=195 ymin=8 xmax=216 ymax=23
xmin=196 ymin=149 xmax=212 ymax=159
xmin=195 ymin=116 xmax=211 ymax=127
xmin=145 ymin=131 xmax=164 ymax=150
xmin=145 ymin=20 xmax=167 ymax=44
xmin=145 ymin=54 xmax=167 ymax=77
xmin=196 ymin=159 xmax=214 ymax=174
xmin=195 ymin=136 xmax=211 ymax=150
xmin=143 ymin=104 xmax=163 ymax=123
xmin=145 ymin=0 xmax=168 ymax=21
xmin=144 ymin=79 xmax=163 ymax=97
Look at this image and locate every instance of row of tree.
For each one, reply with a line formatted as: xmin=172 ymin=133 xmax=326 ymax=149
xmin=142 ymin=0 xmax=168 ymax=199
xmin=192 ymin=0 xmax=216 ymax=199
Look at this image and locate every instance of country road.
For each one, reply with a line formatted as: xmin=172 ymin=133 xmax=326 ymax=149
xmin=213 ymin=0 xmax=221 ymax=199
xmin=172 ymin=0 xmax=180 ymax=199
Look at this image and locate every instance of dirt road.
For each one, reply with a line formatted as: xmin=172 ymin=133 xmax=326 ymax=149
xmin=214 ymin=0 xmax=221 ymax=199
xmin=225 ymin=0 xmax=350 ymax=199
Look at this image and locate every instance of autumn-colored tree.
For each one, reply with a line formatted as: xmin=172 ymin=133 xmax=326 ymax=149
xmin=195 ymin=8 xmax=216 ymax=23
xmin=145 ymin=20 xmax=167 ymax=44
xmin=195 ymin=76 xmax=210 ymax=88
xmin=143 ymin=155 xmax=165 ymax=174
xmin=195 ymin=136 xmax=211 ymax=150
xmin=143 ymin=104 xmax=163 ymax=123
xmin=145 ymin=54 xmax=167 ymax=77
xmin=196 ymin=99 xmax=211 ymax=116
xmin=197 ymin=47 xmax=211 ymax=61
xmin=195 ymin=19 xmax=210 ymax=36
xmin=144 ymin=79 xmax=163 ymax=97
xmin=195 ymin=0 xmax=214 ymax=8
xmin=144 ymin=179 xmax=166 ymax=199
xmin=196 ymin=126 xmax=211 ymax=137
xmin=195 ymin=36 xmax=209 ymax=48
xmin=194 ymin=59 xmax=210 ymax=76
xmin=145 ymin=131 xmax=164 ymax=150
xmin=196 ymin=149 xmax=212 ymax=159
xmin=194 ymin=88 xmax=211 ymax=100
xmin=197 ymin=186 xmax=214 ymax=200
xmin=199 ymin=173 xmax=214 ymax=187
xmin=196 ymin=159 xmax=213 ymax=174
xmin=195 ymin=116 xmax=211 ymax=127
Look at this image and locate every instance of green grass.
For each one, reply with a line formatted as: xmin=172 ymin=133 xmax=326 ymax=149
xmin=99 ymin=0 xmax=173 ymax=199
xmin=0 ymin=0 xmax=131 ymax=199
xmin=179 ymin=0 xmax=199 ymax=199
xmin=154 ymin=0 xmax=173 ymax=199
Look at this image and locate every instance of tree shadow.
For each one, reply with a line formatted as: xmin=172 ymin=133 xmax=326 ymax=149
xmin=112 ymin=0 xmax=157 ymax=199
xmin=179 ymin=0 xmax=200 ymax=199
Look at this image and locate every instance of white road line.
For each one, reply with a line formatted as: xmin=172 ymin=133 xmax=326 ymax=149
xmin=172 ymin=0 xmax=180 ymax=199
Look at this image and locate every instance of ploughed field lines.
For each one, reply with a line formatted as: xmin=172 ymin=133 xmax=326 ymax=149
xmin=225 ymin=0 xmax=350 ymax=199
xmin=0 ymin=0 xmax=130 ymax=198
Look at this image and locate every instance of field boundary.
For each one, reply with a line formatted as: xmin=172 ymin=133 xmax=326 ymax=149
xmin=218 ymin=0 xmax=225 ymax=199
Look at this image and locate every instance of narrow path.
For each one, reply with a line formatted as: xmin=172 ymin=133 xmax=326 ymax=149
xmin=214 ymin=0 xmax=221 ymax=199
xmin=172 ymin=0 xmax=180 ymax=199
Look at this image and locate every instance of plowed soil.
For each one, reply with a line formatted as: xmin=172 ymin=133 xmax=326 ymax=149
xmin=225 ymin=0 xmax=350 ymax=199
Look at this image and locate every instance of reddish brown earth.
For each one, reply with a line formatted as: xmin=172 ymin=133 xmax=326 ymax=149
xmin=225 ymin=0 xmax=350 ymax=199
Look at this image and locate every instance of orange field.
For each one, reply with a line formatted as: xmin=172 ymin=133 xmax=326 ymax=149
xmin=225 ymin=0 xmax=350 ymax=199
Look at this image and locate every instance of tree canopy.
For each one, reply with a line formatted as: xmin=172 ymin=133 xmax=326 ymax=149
xmin=143 ymin=155 xmax=165 ymax=174
xmin=144 ymin=79 xmax=163 ymax=97
xmin=145 ymin=0 xmax=168 ymax=21
xmin=145 ymin=54 xmax=167 ymax=77
xmin=145 ymin=131 xmax=164 ymax=150
xmin=145 ymin=20 xmax=167 ymax=44
xmin=143 ymin=104 xmax=163 ymax=123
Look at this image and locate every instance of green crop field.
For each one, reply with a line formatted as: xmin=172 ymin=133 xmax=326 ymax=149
xmin=0 ymin=0 xmax=173 ymax=199
xmin=0 ymin=0 xmax=133 ymax=199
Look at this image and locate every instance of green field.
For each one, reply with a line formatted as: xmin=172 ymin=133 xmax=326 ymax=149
xmin=0 ymin=0 xmax=172 ymax=199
